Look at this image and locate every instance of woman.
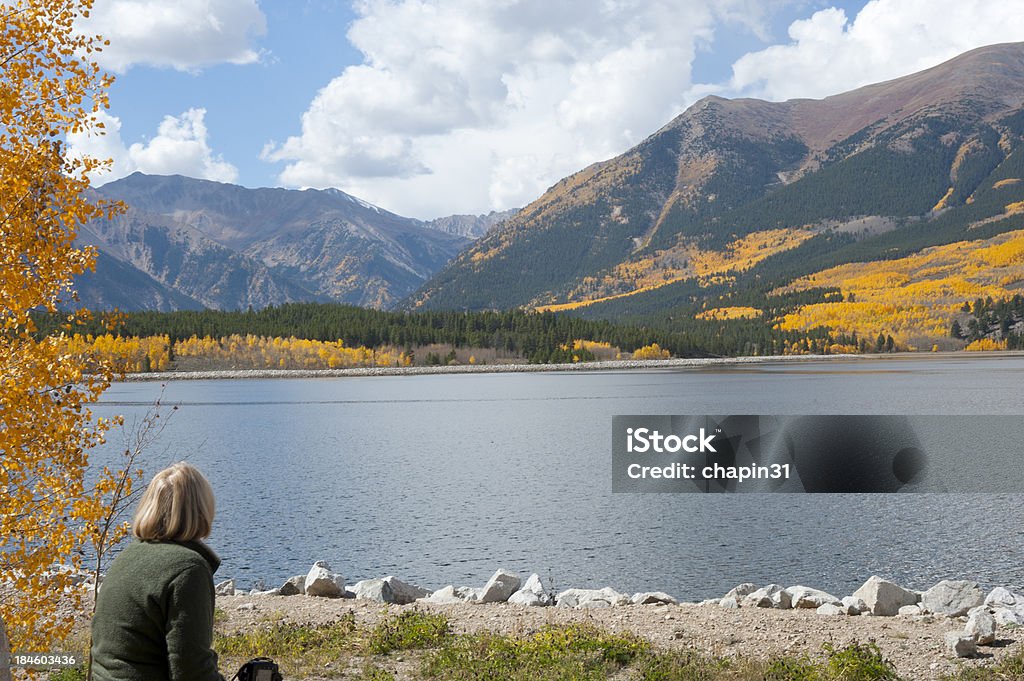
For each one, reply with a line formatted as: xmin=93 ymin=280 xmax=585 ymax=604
xmin=91 ymin=462 xmax=225 ymax=681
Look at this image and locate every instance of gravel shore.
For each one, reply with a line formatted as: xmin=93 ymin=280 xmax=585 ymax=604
xmin=215 ymin=593 xmax=1022 ymax=680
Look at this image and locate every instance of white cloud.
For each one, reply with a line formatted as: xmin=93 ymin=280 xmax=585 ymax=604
xmin=726 ymin=0 xmax=1024 ymax=101
xmin=265 ymin=0 xmax=764 ymax=218
xmin=82 ymin=0 xmax=266 ymax=72
xmin=69 ymin=108 xmax=239 ymax=184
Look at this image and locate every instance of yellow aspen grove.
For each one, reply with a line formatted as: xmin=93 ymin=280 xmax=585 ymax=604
xmin=1 ymin=0 xmax=121 ymax=652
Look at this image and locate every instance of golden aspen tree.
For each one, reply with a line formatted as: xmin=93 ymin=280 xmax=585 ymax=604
xmin=1 ymin=0 xmax=121 ymax=652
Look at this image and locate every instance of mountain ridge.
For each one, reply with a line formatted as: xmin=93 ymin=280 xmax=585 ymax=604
xmin=408 ymin=41 xmax=1024 ymax=326
xmin=77 ymin=173 xmax=474 ymax=311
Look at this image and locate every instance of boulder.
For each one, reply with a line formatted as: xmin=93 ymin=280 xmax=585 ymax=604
xmin=787 ymin=586 xmax=841 ymax=609
xmin=631 ymin=591 xmax=678 ymax=606
xmin=921 ymin=580 xmax=984 ymax=617
xmin=816 ymin=603 xmax=845 ymax=616
xmin=945 ymin=631 xmax=977 ymax=658
xmin=352 ymin=576 xmax=430 ymax=605
xmin=279 ymin=575 xmax=305 ymax=596
xmin=985 ymin=587 xmax=1022 ymax=608
xmin=852 ymin=576 xmax=918 ymax=616
xmin=304 ymin=561 xmax=345 ymax=598
xmin=898 ymin=604 xmax=923 ymax=616
xmin=965 ymin=606 xmax=997 ymax=645
xmin=455 ymin=586 xmax=480 ymax=602
xmin=478 ymin=569 xmax=522 ymax=604
xmin=556 ymin=587 xmax=630 ymax=609
xmin=508 ymin=574 xmax=552 ymax=607
xmin=215 ymin=579 xmax=235 ymax=597
xmin=994 ymin=607 xmax=1024 ymax=626
xmin=841 ymin=596 xmax=868 ymax=615
xmin=984 ymin=587 xmax=1024 ymax=625
xmin=744 ymin=584 xmax=792 ymax=609
xmin=421 ymin=585 xmax=465 ymax=604
xmin=723 ymin=583 xmax=759 ymax=600
xmin=718 ymin=597 xmax=739 ymax=609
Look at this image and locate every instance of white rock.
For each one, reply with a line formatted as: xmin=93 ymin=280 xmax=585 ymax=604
xmin=841 ymin=596 xmax=868 ymax=615
xmin=985 ymin=587 xmax=1022 ymax=608
xmin=215 ymin=579 xmax=235 ymax=597
xmin=788 ymin=586 xmax=841 ymax=609
xmin=304 ymin=561 xmax=346 ymax=598
xmin=719 ymin=597 xmax=739 ymax=609
xmin=817 ymin=603 xmax=845 ymax=616
xmin=984 ymin=587 xmax=1024 ymax=625
xmin=236 ymin=602 xmax=256 ymax=611
xmin=455 ymin=586 xmax=480 ymax=602
xmin=724 ymin=583 xmax=758 ymax=600
xmin=898 ymin=605 xmax=923 ymax=616
xmin=556 ymin=587 xmax=630 ymax=609
xmin=921 ymin=580 xmax=984 ymax=617
xmin=508 ymin=574 xmax=552 ymax=607
xmin=478 ymin=569 xmax=522 ymax=604
xmin=352 ymin=576 xmax=430 ymax=605
xmin=994 ymin=608 xmax=1024 ymax=626
xmin=630 ymin=591 xmax=678 ymax=606
xmin=945 ymin=631 xmax=977 ymax=658
xmin=852 ymin=576 xmax=918 ymax=616
xmin=700 ymin=598 xmax=720 ymax=607
xmin=252 ymin=588 xmax=280 ymax=596
xmin=420 ymin=585 xmax=464 ymax=604
xmin=279 ymin=575 xmax=305 ymax=596
xmin=744 ymin=584 xmax=792 ymax=609
xmin=965 ymin=606 xmax=997 ymax=645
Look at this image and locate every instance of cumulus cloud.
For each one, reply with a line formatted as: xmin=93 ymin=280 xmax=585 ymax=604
xmin=726 ymin=0 xmax=1024 ymax=101
xmin=81 ymin=0 xmax=266 ymax=72
xmin=265 ymin=0 xmax=764 ymax=218
xmin=69 ymin=108 xmax=238 ymax=184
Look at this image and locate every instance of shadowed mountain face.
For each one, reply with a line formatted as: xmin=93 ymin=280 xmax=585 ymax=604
xmin=409 ymin=42 xmax=1024 ymax=314
xmin=77 ymin=174 xmax=471 ymax=311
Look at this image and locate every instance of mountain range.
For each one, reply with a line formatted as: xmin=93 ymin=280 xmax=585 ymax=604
xmin=75 ymin=174 xmax=488 ymax=311
xmin=76 ymin=43 xmax=1024 ymax=348
xmin=408 ymin=42 xmax=1024 ymax=346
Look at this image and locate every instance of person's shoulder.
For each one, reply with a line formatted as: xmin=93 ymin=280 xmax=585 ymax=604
xmin=125 ymin=540 xmax=217 ymax=574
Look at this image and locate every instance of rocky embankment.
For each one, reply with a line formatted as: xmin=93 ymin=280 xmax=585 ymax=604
xmin=211 ymin=561 xmax=1023 ymax=677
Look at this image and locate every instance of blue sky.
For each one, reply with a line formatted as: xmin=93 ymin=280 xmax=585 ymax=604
xmin=68 ymin=0 xmax=1024 ymax=219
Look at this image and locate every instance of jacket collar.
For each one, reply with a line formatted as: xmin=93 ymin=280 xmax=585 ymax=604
xmin=178 ymin=540 xmax=222 ymax=574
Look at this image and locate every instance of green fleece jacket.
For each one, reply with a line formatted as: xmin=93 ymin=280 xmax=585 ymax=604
xmin=91 ymin=540 xmax=225 ymax=681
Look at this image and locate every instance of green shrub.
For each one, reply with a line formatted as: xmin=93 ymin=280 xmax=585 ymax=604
xmin=368 ymin=610 xmax=451 ymax=654
xmin=941 ymin=649 xmax=1024 ymax=680
xmin=634 ymin=648 xmax=735 ymax=680
xmin=823 ymin=642 xmax=901 ymax=680
xmin=424 ymin=624 xmax=648 ymax=680
xmin=48 ymin=668 xmax=86 ymax=681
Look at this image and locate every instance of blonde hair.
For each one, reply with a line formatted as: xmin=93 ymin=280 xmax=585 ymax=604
xmin=133 ymin=462 xmax=215 ymax=542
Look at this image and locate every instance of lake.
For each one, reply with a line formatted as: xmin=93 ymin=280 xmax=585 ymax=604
xmin=91 ymin=355 xmax=1024 ymax=601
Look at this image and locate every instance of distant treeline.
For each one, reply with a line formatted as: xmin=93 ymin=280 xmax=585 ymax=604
xmin=34 ymin=303 xmax=857 ymax=361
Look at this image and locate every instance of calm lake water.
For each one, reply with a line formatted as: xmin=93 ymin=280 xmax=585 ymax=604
xmin=92 ymin=356 xmax=1024 ymax=600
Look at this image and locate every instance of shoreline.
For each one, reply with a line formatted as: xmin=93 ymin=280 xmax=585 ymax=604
xmin=202 ymin=571 xmax=1023 ymax=680
xmin=118 ymin=350 xmax=1024 ymax=381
